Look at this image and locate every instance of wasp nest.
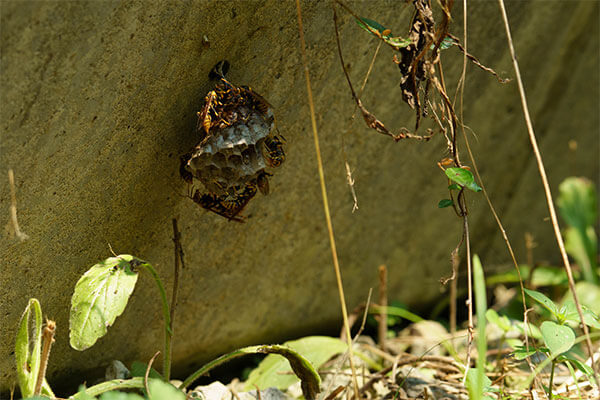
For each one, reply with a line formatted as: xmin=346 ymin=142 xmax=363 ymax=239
xmin=180 ymin=76 xmax=285 ymax=221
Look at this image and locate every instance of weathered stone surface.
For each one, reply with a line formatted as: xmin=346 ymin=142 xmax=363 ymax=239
xmin=1 ymin=0 xmax=598 ymax=393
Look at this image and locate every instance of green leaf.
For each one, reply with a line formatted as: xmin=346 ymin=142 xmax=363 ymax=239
xmin=562 ymin=300 xmax=600 ymax=329
xmin=465 ymin=368 xmax=494 ymax=399
xmin=530 ymin=265 xmax=568 ymax=287
xmin=244 ymin=336 xmax=345 ymax=395
xmin=564 ymin=226 xmax=598 ymax=284
xmin=16 ymin=299 xmax=43 ymax=398
xmin=512 ymin=346 xmax=538 ymax=360
xmin=130 ymin=361 xmax=163 ymax=380
xmin=438 ymin=199 xmax=454 ymax=208
xmin=148 ymin=380 xmax=185 ymax=400
xmin=384 ymin=36 xmax=412 ymax=49
xmin=355 ymin=17 xmax=386 ymax=36
xmin=524 ymin=288 xmax=560 ymax=318
xmin=558 ymin=177 xmax=598 ymax=283
xmin=181 ymin=342 xmax=323 ymax=400
xmin=444 ymin=167 xmax=482 ymax=192
xmin=431 ymin=37 xmax=455 ymax=50
xmin=563 ymin=281 xmax=600 ymax=315
xmin=99 ymin=392 xmax=145 ymax=400
xmin=541 ymin=321 xmax=575 ymax=356
xmin=354 ymin=17 xmax=411 ymax=49
xmin=70 ymin=255 xmax=141 ymax=351
xmin=448 ymin=184 xmax=462 ymax=190
xmin=557 ymin=177 xmax=597 ymax=229
xmin=485 ymin=309 xmax=511 ymax=332
xmin=71 ymin=378 xmax=146 ymax=399
xmin=75 ymin=386 xmax=97 ymax=400
xmin=514 ymin=320 xmax=543 ymax=340
xmin=473 ymin=255 xmax=488 ymax=400
xmin=370 ymin=305 xmax=424 ymax=323
xmin=564 ymin=357 xmax=594 ymax=378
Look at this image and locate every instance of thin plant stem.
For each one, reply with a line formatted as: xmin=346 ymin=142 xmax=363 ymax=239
xmin=167 ymin=218 xmax=183 ymax=381
xmin=377 ymin=265 xmax=387 ymax=350
xmin=449 ymin=245 xmax=460 ymax=337
xmin=497 ymin=0 xmax=598 ymax=382
xmin=145 ymin=351 xmax=161 ymax=396
xmin=140 ymin=263 xmax=172 ymax=380
xmin=71 ymin=378 xmax=146 ymax=399
xmin=548 ymin=360 xmax=556 ymax=400
xmin=295 ymin=1 xmax=360 ymax=399
xmin=341 ymin=40 xmax=382 ymax=213
xmin=463 ymin=214 xmax=474 ymax=380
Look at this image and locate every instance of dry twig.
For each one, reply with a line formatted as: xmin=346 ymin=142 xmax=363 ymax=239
xmin=34 ymin=320 xmax=56 ymax=396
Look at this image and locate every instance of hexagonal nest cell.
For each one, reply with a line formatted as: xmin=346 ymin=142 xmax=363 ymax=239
xmin=180 ymin=78 xmax=285 ymax=222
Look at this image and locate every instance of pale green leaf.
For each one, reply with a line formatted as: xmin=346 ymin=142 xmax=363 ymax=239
xmin=70 ymin=255 xmax=141 ymax=350
xmin=148 ymin=379 xmax=185 ymax=400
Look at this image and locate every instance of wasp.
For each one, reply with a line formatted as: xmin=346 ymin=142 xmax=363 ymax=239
xmin=240 ymin=85 xmax=271 ymax=115
xmin=222 ymin=183 xmax=257 ymax=213
xmin=191 ymin=182 xmax=257 ymax=222
xmin=256 ymin=171 xmax=272 ymax=195
xmin=191 ymin=190 xmax=246 ymax=222
xmin=197 ymin=90 xmax=218 ymax=136
xmin=263 ymin=135 xmax=286 ymax=168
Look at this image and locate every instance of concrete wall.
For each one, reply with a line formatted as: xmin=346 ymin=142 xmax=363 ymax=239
xmin=1 ymin=0 xmax=598 ymax=393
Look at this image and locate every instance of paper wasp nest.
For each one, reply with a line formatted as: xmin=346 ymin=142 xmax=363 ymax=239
xmin=180 ymin=75 xmax=285 ymax=221
xmin=185 ymin=105 xmax=275 ymax=195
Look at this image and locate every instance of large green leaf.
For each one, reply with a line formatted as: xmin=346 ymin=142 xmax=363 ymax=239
xmin=70 ymin=255 xmax=141 ymax=350
xmin=244 ymin=336 xmax=345 ymax=393
xmin=540 ymin=321 xmax=575 ymax=356
xmin=444 ymin=168 xmax=482 ymax=192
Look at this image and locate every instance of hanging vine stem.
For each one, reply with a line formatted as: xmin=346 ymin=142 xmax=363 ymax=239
xmin=332 ymin=2 xmax=435 ymax=142
xmin=497 ymin=0 xmax=598 ymax=383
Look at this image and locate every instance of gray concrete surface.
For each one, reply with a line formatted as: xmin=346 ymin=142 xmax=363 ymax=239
xmin=1 ymin=0 xmax=598 ymax=394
